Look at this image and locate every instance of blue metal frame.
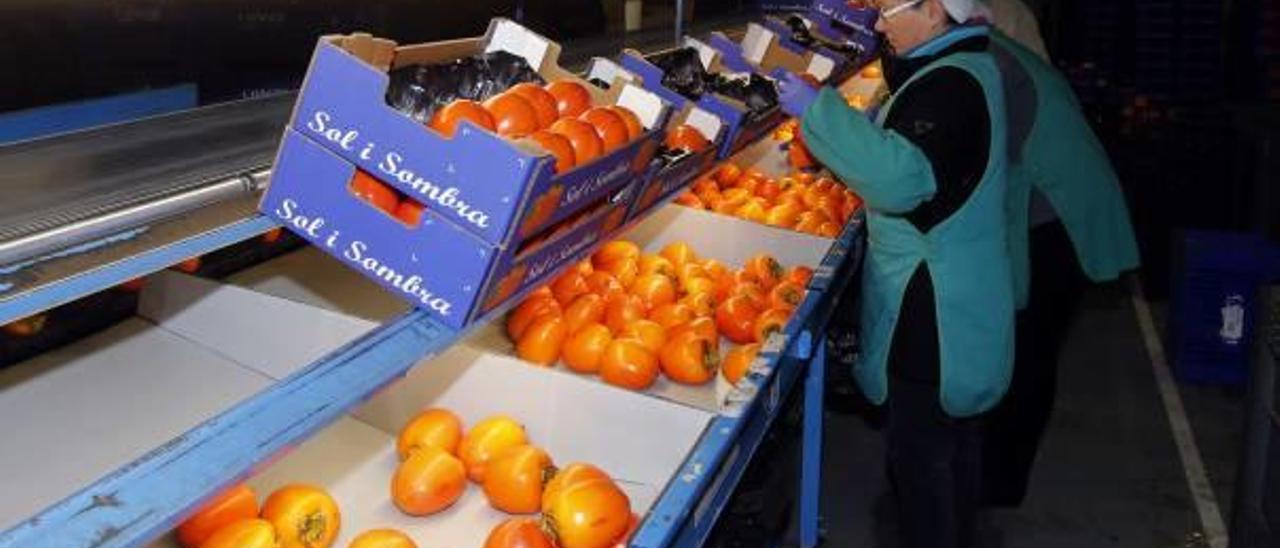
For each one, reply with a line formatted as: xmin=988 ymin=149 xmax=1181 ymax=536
xmin=0 ymin=215 xmax=279 ymax=326
xmin=0 ymin=85 xmax=197 ymax=145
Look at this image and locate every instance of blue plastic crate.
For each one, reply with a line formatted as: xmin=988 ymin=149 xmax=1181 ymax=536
xmin=1170 ymin=230 xmax=1280 ymax=385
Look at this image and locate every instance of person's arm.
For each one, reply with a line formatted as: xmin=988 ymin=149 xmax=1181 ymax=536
xmin=800 ymin=87 xmax=936 ymax=214
xmin=800 ymin=67 xmax=991 ymax=228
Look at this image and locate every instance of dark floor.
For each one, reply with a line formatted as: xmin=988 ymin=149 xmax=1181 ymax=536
xmin=815 ymin=283 xmax=1247 ymax=548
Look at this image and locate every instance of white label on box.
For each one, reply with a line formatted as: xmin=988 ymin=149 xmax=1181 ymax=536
xmin=617 ymin=84 xmax=665 ymax=130
xmin=685 ymin=107 xmax=724 ymax=143
xmin=807 ymin=54 xmax=837 ymax=81
xmin=683 ymin=37 xmax=719 ymax=70
xmin=486 ymin=19 xmax=551 ymax=71
xmin=586 ymin=57 xmax=637 ymax=86
xmin=743 ymin=23 xmax=775 ymax=64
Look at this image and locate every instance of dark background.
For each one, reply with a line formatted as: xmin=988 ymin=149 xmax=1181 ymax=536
xmin=1 ymin=0 xmax=1278 ymax=296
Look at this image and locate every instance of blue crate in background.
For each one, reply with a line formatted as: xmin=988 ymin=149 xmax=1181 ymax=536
xmin=1170 ymin=230 xmax=1280 ymax=385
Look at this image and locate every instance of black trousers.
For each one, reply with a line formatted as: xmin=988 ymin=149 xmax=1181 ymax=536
xmin=885 ymin=266 xmax=981 ymax=548
xmin=887 ymin=377 xmax=982 ymax=548
xmin=981 ymin=221 xmax=1086 ymax=506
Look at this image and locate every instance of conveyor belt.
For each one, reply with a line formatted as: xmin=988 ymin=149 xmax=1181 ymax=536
xmin=0 ymin=94 xmax=291 ymax=266
xmin=0 ymin=11 xmax=754 ymax=270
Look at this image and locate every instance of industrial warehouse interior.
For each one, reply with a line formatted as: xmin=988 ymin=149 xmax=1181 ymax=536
xmin=0 ymin=1 xmax=1276 ymax=548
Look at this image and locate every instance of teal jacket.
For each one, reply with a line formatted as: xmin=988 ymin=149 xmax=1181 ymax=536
xmin=801 ymin=28 xmax=1014 ymax=417
xmin=990 ymin=31 xmax=1140 ymax=308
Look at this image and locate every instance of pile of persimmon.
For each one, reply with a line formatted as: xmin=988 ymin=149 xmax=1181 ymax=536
xmin=173 ymin=483 xmax=346 ymax=548
xmin=507 ymin=239 xmax=813 ymax=389
xmin=352 ymin=80 xmax=647 ymax=227
xmin=428 ymin=80 xmax=647 ymax=176
xmin=673 ymin=162 xmax=861 ymax=238
xmin=393 ymin=408 xmax=637 ymax=548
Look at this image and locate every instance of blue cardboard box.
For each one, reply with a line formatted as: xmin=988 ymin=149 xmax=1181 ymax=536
xmin=263 ymin=129 xmax=633 ymax=329
xmin=628 ymin=107 xmax=725 ymax=222
xmin=262 ymin=21 xmax=670 ymax=327
xmin=759 ymin=0 xmax=881 ymax=81
xmin=279 ymin=21 xmax=668 ymax=248
xmin=620 ymin=44 xmax=785 ymax=160
xmin=705 ymin=25 xmax=839 ymax=84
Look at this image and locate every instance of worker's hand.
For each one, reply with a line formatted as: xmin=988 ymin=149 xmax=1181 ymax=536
xmin=778 ymin=72 xmax=820 ymax=118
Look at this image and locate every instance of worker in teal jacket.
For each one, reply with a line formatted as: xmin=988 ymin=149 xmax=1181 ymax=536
xmin=779 ymin=1 xmax=1012 ymax=545
xmin=980 ymin=28 xmax=1141 ymax=506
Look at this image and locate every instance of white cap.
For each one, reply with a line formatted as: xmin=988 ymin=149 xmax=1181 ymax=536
xmin=939 ymin=0 xmax=985 ymax=22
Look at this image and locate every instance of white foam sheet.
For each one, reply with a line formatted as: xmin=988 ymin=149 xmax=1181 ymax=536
xmin=0 ymin=319 xmax=271 ymax=532
xmin=226 ymin=246 xmax=409 ymax=323
xmin=140 ymin=271 xmax=379 ymax=380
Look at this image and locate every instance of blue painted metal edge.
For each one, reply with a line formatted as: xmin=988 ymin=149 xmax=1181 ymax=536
xmin=0 ymin=310 xmax=451 ymax=548
xmin=0 ymin=215 xmax=279 ymax=326
xmin=0 ymin=85 xmax=198 ymax=145
xmin=633 ymin=216 xmax=864 ymax=547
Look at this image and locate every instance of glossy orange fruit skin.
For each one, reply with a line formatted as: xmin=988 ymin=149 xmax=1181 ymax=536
xmin=658 ymin=242 xmax=698 ymax=270
xmin=787 ymin=266 xmax=814 ymax=287
xmin=396 ymin=408 xmax=464 ymax=460
xmin=348 ymin=528 xmax=418 ymax=548
xmin=459 ymin=416 xmax=529 ymax=483
xmin=483 ymin=445 xmax=556 ymax=514
xmin=516 ymin=315 xmax=568 ymax=366
xmin=510 ymin=83 xmax=560 ymax=129
xmin=391 ymin=445 xmax=467 ymax=516
xmin=485 ymin=92 xmax=540 ymax=138
xmin=485 ymin=518 xmax=555 ymax=548
xmin=599 ymin=338 xmax=659 ymax=390
xmin=732 ymin=282 xmax=770 ymax=312
xmin=580 ymin=107 xmax=629 ymax=151
xmin=722 ymin=343 xmax=760 ymax=386
xmin=542 ymin=477 xmax=631 ymax=548
xmin=260 ymin=484 xmax=341 ymax=548
xmin=637 ymin=255 xmax=676 ymax=279
xmin=769 ymin=280 xmax=805 ymax=309
xmin=176 ymin=484 xmax=258 ymax=548
xmin=593 ymin=240 xmax=641 ymax=265
xmin=529 ymin=130 xmax=577 ymax=174
xmin=630 ymin=274 xmax=677 ymax=311
xmin=198 ymin=518 xmax=277 ymax=548
xmin=715 ymin=295 xmax=760 ymax=345
xmin=659 ymin=330 xmax=718 ymax=385
xmin=543 ymin=463 xmax=611 ymax=506
xmin=394 ymin=200 xmax=426 ymax=227
xmin=562 ymin=293 xmax=606 ymax=335
xmin=648 ymin=302 xmax=695 ymax=331
xmin=681 ymin=291 xmax=718 ymax=318
xmin=546 ymin=80 xmax=594 ymax=118
xmin=669 ymin=316 xmax=720 ymax=351
xmin=663 ymin=124 xmax=710 ymax=152
xmin=617 ymin=319 xmax=667 ymax=354
xmin=608 ymin=106 xmax=645 ymax=140
xmin=612 ymin=513 xmax=641 ymax=548
xmin=714 ymin=163 xmax=742 ymax=185
xmin=584 ymin=271 xmax=625 ymax=299
xmin=549 ymin=118 xmax=604 ymax=167
xmin=350 ymin=171 xmax=399 ymax=214
xmin=604 ymin=294 xmax=647 ymax=334
xmin=753 ymin=307 xmax=793 ymax=343
xmin=674 ymin=191 xmax=705 ymax=209
xmin=429 ymin=99 xmax=496 ymax=137
xmin=551 ymin=270 xmax=591 ymax=306
xmin=744 ymin=254 xmax=784 ymax=289
xmin=507 ymin=296 xmax=561 ymax=341
xmin=562 ymin=323 xmax=614 ymax=374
